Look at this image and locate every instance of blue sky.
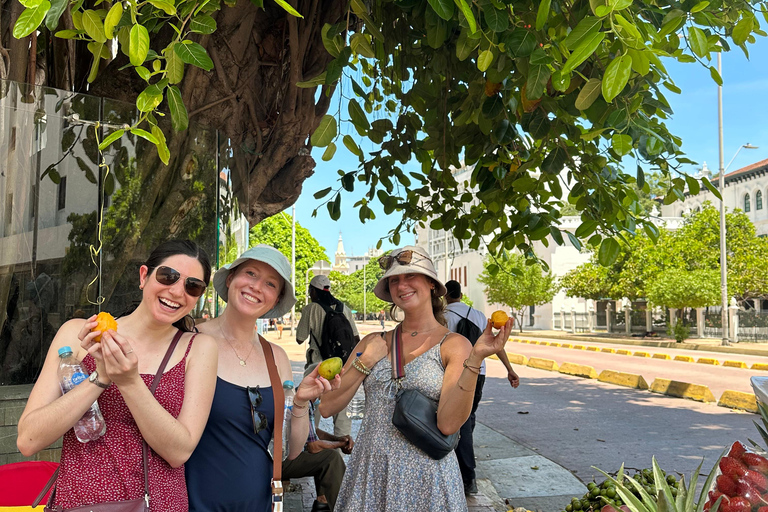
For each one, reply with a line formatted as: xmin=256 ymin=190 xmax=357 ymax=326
xmin=291 ymin=38 xmax=768 ymax=262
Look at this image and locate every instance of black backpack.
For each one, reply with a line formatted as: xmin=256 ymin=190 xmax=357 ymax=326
xmin=315 ymin=301 xmax=357 ymax=363
xmin=449 ymin=307 xmax=483 ymax=345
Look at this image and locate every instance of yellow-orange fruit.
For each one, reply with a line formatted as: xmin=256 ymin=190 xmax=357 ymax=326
xmin=92 ymin=312 xmax=117 ymax=342
xmin=491 ymin=310 xmax=509 ymax=329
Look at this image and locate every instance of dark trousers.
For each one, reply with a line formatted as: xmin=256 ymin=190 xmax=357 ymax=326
xmin=455 ymin=374 xmax=485 ymax=485
xmin=282 ymin=449 xmax=346 ymax=510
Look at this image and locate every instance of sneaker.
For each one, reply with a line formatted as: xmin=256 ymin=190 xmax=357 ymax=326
xmin=464 ymin=479 xmax=478 ymax=495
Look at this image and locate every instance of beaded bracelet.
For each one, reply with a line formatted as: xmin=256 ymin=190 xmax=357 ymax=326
xmin=352 ymin=357 xmax=372 ymax=376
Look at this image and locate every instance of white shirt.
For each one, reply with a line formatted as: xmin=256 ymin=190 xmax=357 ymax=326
xmin=445 ymin=302 xmax=487 ymax=375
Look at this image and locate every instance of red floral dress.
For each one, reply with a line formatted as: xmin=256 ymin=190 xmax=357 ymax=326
xmin=54 ymin=335 xmax=195 ymax=511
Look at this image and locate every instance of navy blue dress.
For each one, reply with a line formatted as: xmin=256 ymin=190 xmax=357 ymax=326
xmin=187 ymin=377 xmax=275 ymax=511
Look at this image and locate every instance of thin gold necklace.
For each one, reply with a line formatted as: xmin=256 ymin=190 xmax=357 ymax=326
xmin=405 ymin=325 xmax=440 ymax=337
xmin=219 ymin=324 xmax=256 ymax=366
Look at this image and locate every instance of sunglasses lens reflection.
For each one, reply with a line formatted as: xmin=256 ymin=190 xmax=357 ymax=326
xmin=154 ymin=266 xmax=206 ymax=297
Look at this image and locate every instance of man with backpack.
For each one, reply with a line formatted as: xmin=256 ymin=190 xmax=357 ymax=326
xmin=297 ymin=275 xmax=360 ymax=437
xmin=444 ymin=280 xmax=520 ymax=496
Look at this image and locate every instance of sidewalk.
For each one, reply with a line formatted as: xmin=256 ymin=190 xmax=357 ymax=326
xmin=518 ymin=329 xmax=768 ymax=357
xmin=263 ymin=328 xmax=586 ymax=512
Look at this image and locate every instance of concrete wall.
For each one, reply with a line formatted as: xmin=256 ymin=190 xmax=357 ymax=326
xmin=0 ymin=385 xmax=60 ymax=465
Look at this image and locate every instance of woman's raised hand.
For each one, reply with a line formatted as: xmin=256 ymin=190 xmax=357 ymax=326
xmin=96 ymin=330 xmax=139 ymax=387
xmin=295 ymin=365 xmax=341 ymax=403
xmin=471 ymin=317 xmax=514 ymax=360
xmin=360 ymin=331 xmax=389 ymax=368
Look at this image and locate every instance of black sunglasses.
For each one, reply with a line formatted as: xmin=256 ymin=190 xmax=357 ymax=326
xmin=247 ymin=386 xmax=268 ymax=434
xmin=378 ymin=250 xmax=432 ymax=271
xmin=153 ymin=266 xmax=207 ymax=297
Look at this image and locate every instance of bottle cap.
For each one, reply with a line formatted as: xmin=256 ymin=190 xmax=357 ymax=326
xmin=356 ymin=352 xmax=363 ymax=357
xmin=283 ymin=380 xmax=294 ymax=389
xmin=58 ymin=346 xmax=73 ymax=356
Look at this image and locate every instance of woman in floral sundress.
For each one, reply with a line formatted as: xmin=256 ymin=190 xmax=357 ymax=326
xmin=319 ymin=245 xmax=513 ymax=511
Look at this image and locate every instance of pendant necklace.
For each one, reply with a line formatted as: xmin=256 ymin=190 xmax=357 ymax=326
xmin=408 ymin=325 xmax=440 ymax=337
xmin=219 ymin=325 xmax=255 ymax=366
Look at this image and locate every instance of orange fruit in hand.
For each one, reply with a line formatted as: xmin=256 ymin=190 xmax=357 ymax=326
xmin=92 ymin=312 xmax=117 ymax=342
xmin=491 ymin=310 xmax=509 ymax=329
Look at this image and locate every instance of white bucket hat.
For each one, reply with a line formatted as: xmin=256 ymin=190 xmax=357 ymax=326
xmin=372 ymin=245 xmax=447 ymax=302
xmin=212 ymin=245 xmax=297 ymax=319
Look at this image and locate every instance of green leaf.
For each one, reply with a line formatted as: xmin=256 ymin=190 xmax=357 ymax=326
xmin=601 ymin=54 xmax=631 ymax=102
xmin=575 ymin=78 xmax=602 ymax=110
xmin=130 ymin=128 xmax=159 ymax=145
xmin=627 ymin=48 xmax=649 ymax=76
xmin=456 ymin=29 xmax=480 ymax=60
xmin=562 ymin=32 xmax=604 ymax=73
xmin=690 ymin=1 xmax=709 ymax=12
xmin=688 ymin=26 xmax=708 ymax=58
xmin=54 ymin=29 xmax=81 ymax=38
xmin=14 ymin=1 xmax=51 ymax=38
xmin=190 ymin=14 xmax=216 ymax=34
xmin=504 ymin=29 xmax=537 ymax=57
xmin=19 ymin=0 xmax=43 ymax=8
xmin=428 ymin=0 xmax=454 ymax=21
xmin=526 ymin=64 xmax=550 ymax=100
xmin=613 ymin=13 xmax=643 ymax=49
xmin=136 ymin=82 xmax=165 ymax=112
xmin=98 ymin=129 xmax=125 ymax=150
xmin=165 ymin=43 xmax=184 ymax=84
xmin=454 ymin=0 xmax=476 ymax=33
xmin=535 ymin=0 xmax=551 ymax=31
xmin=709 ymin=66 xmax=723 ymax=86
xmin=477 ymin=50 xmax=493 ymax=72
xmin=87 ymin=43 xmax=103 ymax=82
xmin=273 ymin=0 xmax=303 ymax=17
xmin=732 ymin=17 xmax=754 ymax=46
xmin=637 ymin=165 xmax=645 ymax=190
xmin=328 ymin=194 xmax=341 ymax=220
xmin=611 ymin=134 xmax=632 ymax=156
xmin=151 ymin=125 xmax=170 ymax=164
xmin=45 ymin=0 xmax=67 ymax=30
xmin=321 ymin=23 xmax=343 ymax=57
xmin=296 ymin=72 xmax=326 ymax=88
xmin=643 ymin=222 xmax=659 ymax=243
xmin=598 ymin=237 xmax=620 ymax=266
xmin=350 ymin=33 xmax=375 ymax=58
xmin=348 ymin=99 xmax=370 ymax=133
xmin=103 ymin=2 xmax=122 ymax=38
xmin=343 ymin=135 xmax=363 ymax=157
xmin=551 ymin=70 xmax=570 ymax=92
xmin=702 ymin=176 xmax=722 ymax=200
xmin=542 ymin=146 xmax=568 ymax=174
xmin=563 ymin=16 xmax=601 ymax=50
xmin=311 ymin=115 xmax=337 ymax=147
xmin=82 ymin=10 xmax=106 ymax=43
xmin=167 ymin=86 xmax=189 ymax=131
xmin=483 ymin=5 xmax=509 ymax=32
xmin=129 ymin=24 xmax=150 ymax=66
xmin=314 ymin=187 xmax=332 ymax=199
xmin=482 ymin=94 xmax=504 ymax=118
xmin=174 ymin=41 xmax=214 ymax=71
xmin=149 ymin=0 xmax=176 ymax=14
xmin=135 ymin=64 xmax=151 ymax=81
xmin=322 ymin=142 xmax=336 ymax=161
xmin=685 ymin=174 xmax=701 ymax=195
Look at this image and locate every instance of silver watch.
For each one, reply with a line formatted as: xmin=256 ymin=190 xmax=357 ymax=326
xmin=88 ymin=370 xmax=110 ymax=389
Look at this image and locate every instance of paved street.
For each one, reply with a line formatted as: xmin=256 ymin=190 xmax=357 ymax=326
xmin=480 ymin=356 xmax=759 ymax=488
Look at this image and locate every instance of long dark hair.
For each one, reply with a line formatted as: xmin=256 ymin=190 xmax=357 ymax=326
xmin=125 ymin=240 xmax=212 ymax=332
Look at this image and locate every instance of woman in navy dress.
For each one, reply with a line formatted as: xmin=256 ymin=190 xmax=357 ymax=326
xmin=187 ymin=246 xmax=339 ymax=511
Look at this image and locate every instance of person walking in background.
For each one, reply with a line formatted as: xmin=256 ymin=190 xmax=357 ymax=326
xmin=319 ymin=245 xmax=514 ymax=511
xmin=297 ymin=275 xmax=359 ymax=437
xmin=17 ymin=240 xmax=219 ymax=511
xmin=444 ymin=280 xmax=520 ymax=495
xmin=378 ymin=310 xmax=385 ymax=329
xmin=187 ymin=245 xmax=340 ymax=512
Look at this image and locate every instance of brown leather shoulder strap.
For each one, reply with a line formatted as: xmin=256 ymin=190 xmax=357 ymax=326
xmin=258 ymin=335 xmax=284 ymax=481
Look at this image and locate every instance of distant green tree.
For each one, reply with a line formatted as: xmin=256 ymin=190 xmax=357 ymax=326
xmin=249 ymin=214 xmax=328 ymax=309
xmin=478 ymin=253 xmax=559 ymax=332
xmin=559 ymin=263 xmax=611 ymax=301
xmin=330 ymin=256 xmax=389 ymax=316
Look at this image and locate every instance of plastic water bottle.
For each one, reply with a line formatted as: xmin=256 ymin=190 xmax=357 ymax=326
xmin=57 ymin=346 xmax=106 ymax=443
xmin=282 ymin=380 xmax=294 ymax=460
xmin=347 ymin=353 xmax=365 ymax=420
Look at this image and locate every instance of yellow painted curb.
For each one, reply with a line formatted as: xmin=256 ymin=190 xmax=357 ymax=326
xmin=529 ymin=341 xmax=540 ymax=345
xmin=559 ymin=362 xmax=598 ymax=379
xmin=652 ymin=353 xmax=671 ymax=360
xmin=634 ymin=351 xmax=651 ymax=358
xmin=560 ymin=343 xmax=572 ymax=349
xmin=616 ymin=349 xmax=631 ymax=355
xmin=718 ymin=390 xmax=758 ymax=413
xmin=697 ymin=358 xmax=720 ymax=366
xmin=488 ymin=354 xmax=500 ymax=361
xmin=519 ymin=339 xmax=530 ymax=344
xmin=598 ymin=370 xmax=649 ymax=390
xmin=723 ymin=360 xmax=748 ymax=369
xmin=650 ymin=378 xmax=716 ymax=403
xmin=573 ymin=345 xmax=586 ymax=350
xmin=528 ymin=357 xmax=560 ymax=372
xmin=549 ymin=342 xmax=561 ymax=347
xmin=752 ymin=363 xmax=768 ymax=371
xmin=513 ymin=339 xmax=521 ymax=342
xmin=505 ymin=352 xmax=529 ymax=366
xmin=674 ymin=355 xmax=695 ymax=362
xmin=586 ymin=346 xmax=599 ymax=352
xmin=601 ymin=348 xmax=616 ymax=354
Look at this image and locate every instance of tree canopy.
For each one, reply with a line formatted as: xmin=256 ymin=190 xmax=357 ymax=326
xmin=329 ymin=256 xmax=389 ymax=315
xmin=478 ymin=252 xmax=558 ymax=331
xmin=9 ymin=0 xmax=767 ymax=258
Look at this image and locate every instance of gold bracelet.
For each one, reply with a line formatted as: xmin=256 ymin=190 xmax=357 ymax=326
xmin=462 ymin=359 xmax=481 ymax=374
xmin=291 ymin=407 xmax=309 ymax=418
xmin=352 ymin=357 xmax=372 ymax=376
xmin=293 ymin=400 xmax=309 ymax=410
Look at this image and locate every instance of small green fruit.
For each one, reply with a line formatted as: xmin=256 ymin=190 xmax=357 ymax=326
xmin=317 ymin=357 xmax=343 ymax=380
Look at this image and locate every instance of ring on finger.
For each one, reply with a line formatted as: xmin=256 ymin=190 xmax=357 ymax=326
xmin=125 ymin=349 xmax=134 ymax=354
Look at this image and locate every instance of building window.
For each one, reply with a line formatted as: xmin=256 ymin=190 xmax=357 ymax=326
xmin=463 ymin=266 xmax=467 ymax=287
xmin=758 ymin=191 xmax=763 ymax=211
xmin=58 ymin=176 xmax=67 ymax=210
xmin=745 ymin=193 xmax=751 ymax=213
